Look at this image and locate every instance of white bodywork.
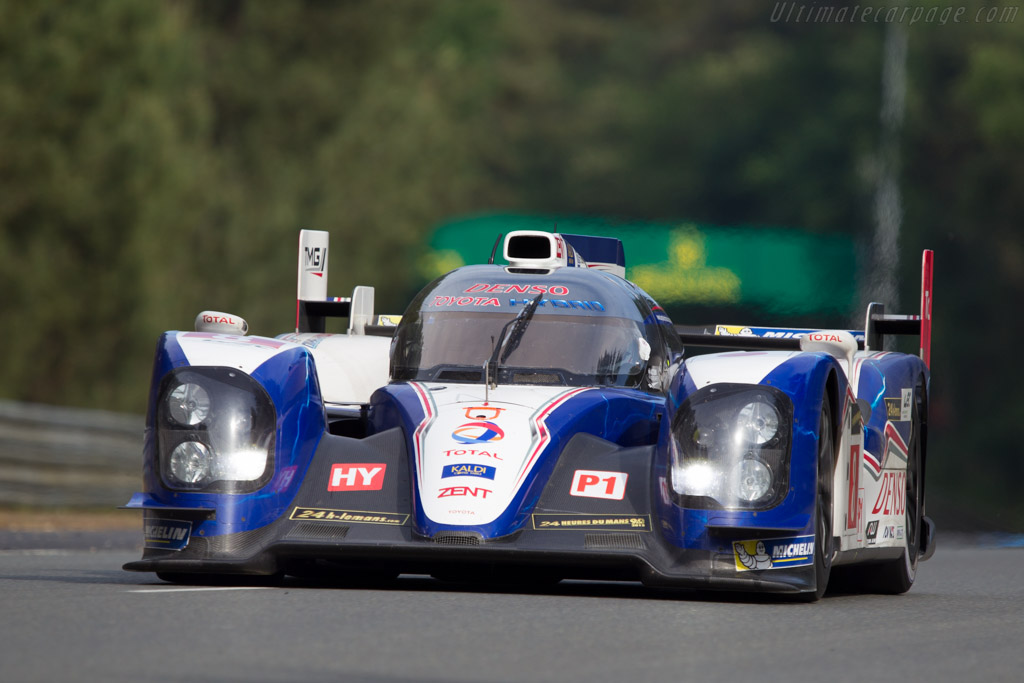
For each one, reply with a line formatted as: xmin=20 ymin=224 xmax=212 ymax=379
xmin=407 ymin=383 xmax=590 ymax=526
xmin=278 ymin=333 xmax=392 ymax=405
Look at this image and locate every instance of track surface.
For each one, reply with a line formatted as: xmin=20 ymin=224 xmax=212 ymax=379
xmin=1 ymin=531 xmax=1021 ymax=683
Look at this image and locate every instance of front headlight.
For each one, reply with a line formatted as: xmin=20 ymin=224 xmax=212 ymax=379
xmin=169 ymin=441 xmax=213 ymax=484
xmin=167 ymin=383 xmax=211 ymax=426
xmin=735 ymin=400 xmax=780 ymax=445
xmin=731 ymin=458 xmax=773 ymax=503
xmin=670 ymin=384 xmax=792 ymax=510
xmin=157 ymin=367 xmax=276 ymax=493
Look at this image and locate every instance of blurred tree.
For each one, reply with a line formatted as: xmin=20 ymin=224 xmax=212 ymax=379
xmin=901 ymin=2 xmax=1024 ymax=527
xmin=0 ymin=0 xmax=214 ymax=413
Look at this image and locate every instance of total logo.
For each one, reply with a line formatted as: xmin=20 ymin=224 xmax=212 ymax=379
xmin=442 ymin=448 xmax=502 ymax=460
xmin=328 ymin=463 xmax=386 ymax=491
xmin=452 ymin=421 xmax=505 ymax=444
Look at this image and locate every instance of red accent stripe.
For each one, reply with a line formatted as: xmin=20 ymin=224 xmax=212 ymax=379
xmin=884 ymin=421 xmax=909 ymax=456
xmin=515 ymin=388 xmax=589 ymax=488
xmin=410 ymin=383 xmax=434 ymax=476
xmin=863 ymin=451 xmax=882 ymax=473
xmin=920 ymin=249 xmax=934 ymax=368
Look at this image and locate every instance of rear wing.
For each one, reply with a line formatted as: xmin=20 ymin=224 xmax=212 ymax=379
xmin=295 ymin=229 xmax=400 ymax=336
xmin=676 ymin=249 xmax=934 ymax=368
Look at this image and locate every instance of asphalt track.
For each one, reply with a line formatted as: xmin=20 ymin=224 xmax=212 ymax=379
xmin=1 ymin=530 xmax=1022 ymax=683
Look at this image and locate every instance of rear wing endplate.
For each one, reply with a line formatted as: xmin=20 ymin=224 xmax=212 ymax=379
xmin=295 ymin=229 xmax=399 ymax=336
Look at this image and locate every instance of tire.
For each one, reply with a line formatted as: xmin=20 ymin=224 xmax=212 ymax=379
xmin=838 ymin=378 xmax=924 ymax=594
xmin=799 ymin=398 xmax=835 ymax=602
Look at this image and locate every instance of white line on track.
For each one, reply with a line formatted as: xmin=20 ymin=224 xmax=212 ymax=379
xmin=128 ymin=586 xmax=276 ymax=594
xmin=0 ymin=549 xmax=77 ymax=556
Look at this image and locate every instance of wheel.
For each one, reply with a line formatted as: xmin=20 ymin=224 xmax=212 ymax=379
xmin=799 ymin=398 xmax=836 ymax=601
xmin=836 ymin=378 xmax=924 ymax=594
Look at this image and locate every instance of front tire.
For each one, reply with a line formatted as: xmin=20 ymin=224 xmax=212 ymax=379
xmin=800 ymin=399 xmax=835 ymax=602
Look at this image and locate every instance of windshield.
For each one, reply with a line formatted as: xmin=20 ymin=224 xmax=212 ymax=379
xmin=391 ymin=310 xmax=649 ymax=387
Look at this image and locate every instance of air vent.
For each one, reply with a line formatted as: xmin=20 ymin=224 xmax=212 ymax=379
xmin=584 ymin=533 xmax=646 ymax=550
xmin=437 ymin=369 xmax=483 ymax=382
xmin=432 ymin=531 xmax=483 ymax=546
xmin=285 ymin=523 xmax=350 ymax=541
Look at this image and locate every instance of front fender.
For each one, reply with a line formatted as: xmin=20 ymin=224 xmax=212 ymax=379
xmin=132 ymin=331 xmax=328 ymax=536
xmin=658 ymin=351 xmax=846 ymax=550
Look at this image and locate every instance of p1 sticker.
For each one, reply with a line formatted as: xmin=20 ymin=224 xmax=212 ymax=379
xmin=733 ymin=535 xmax=815 ymax=571
xmin=570 ymin=470 xmax=628 ymax=500
xmin=328 ymin=463 xmax=386 ymax=491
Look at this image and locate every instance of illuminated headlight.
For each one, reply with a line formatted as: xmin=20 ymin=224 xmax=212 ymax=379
xmin=735 ymin=401 xmax=779 ymax=445
xmin=168 ymin=383 xmax=211 ymax=426
xmin=731 ymin=458 xmax=773 ymax=503
xmin=157 ymin=367 xmax=276 ymax=493
xmin=669 ymin=384 xmax=792 ymax=510
xmin=673 ymin=459 xmax=722 ymax=497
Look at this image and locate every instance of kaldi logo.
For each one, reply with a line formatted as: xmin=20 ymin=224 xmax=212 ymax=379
xmin=570 ymin=470 xmax=628 ymax=500
xmin=328 ymin=463 xmax=386 ymax=491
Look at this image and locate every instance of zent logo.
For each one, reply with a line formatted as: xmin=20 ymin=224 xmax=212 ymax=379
xmin=328 ymin=463 xmax=386 ymax=491
xmin=438 ymin=486 xmax=491 ymax=499
xmin=452 ymin=421 xmax=505 ymax=444
xmin=570 ymin=470 xmax=628 ymax=500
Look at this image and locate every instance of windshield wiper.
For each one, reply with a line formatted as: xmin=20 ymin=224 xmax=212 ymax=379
xmin=485 ymin=292 xmax=544 ymax=394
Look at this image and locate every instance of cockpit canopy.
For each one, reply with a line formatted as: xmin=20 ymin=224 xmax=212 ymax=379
xmin=390 ymin=265 xmax=654 ymax=388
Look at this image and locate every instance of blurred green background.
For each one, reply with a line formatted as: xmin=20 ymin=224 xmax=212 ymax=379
xmin=1 ymin=1 xmax=1021 ymax=529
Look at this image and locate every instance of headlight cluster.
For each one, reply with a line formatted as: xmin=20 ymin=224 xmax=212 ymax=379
xmin=157 ymin=367 xmax=276 ymax=493
xmin=669 ymin=384 xmax=792 ymax=510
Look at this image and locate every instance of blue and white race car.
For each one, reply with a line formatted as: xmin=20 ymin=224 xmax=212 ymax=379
xmin=124 ymin=229 xmax=935 ymax=600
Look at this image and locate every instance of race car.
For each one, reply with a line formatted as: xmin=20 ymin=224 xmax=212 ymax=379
xmin=123 ymin=228 xmax=935 ymax=600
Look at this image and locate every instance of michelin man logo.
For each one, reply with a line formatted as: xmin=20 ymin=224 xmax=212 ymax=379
xmin=734 ymin=540 xmax=773 ymax=570
xmin=734 ymin=535 xmax=815 ymax=571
